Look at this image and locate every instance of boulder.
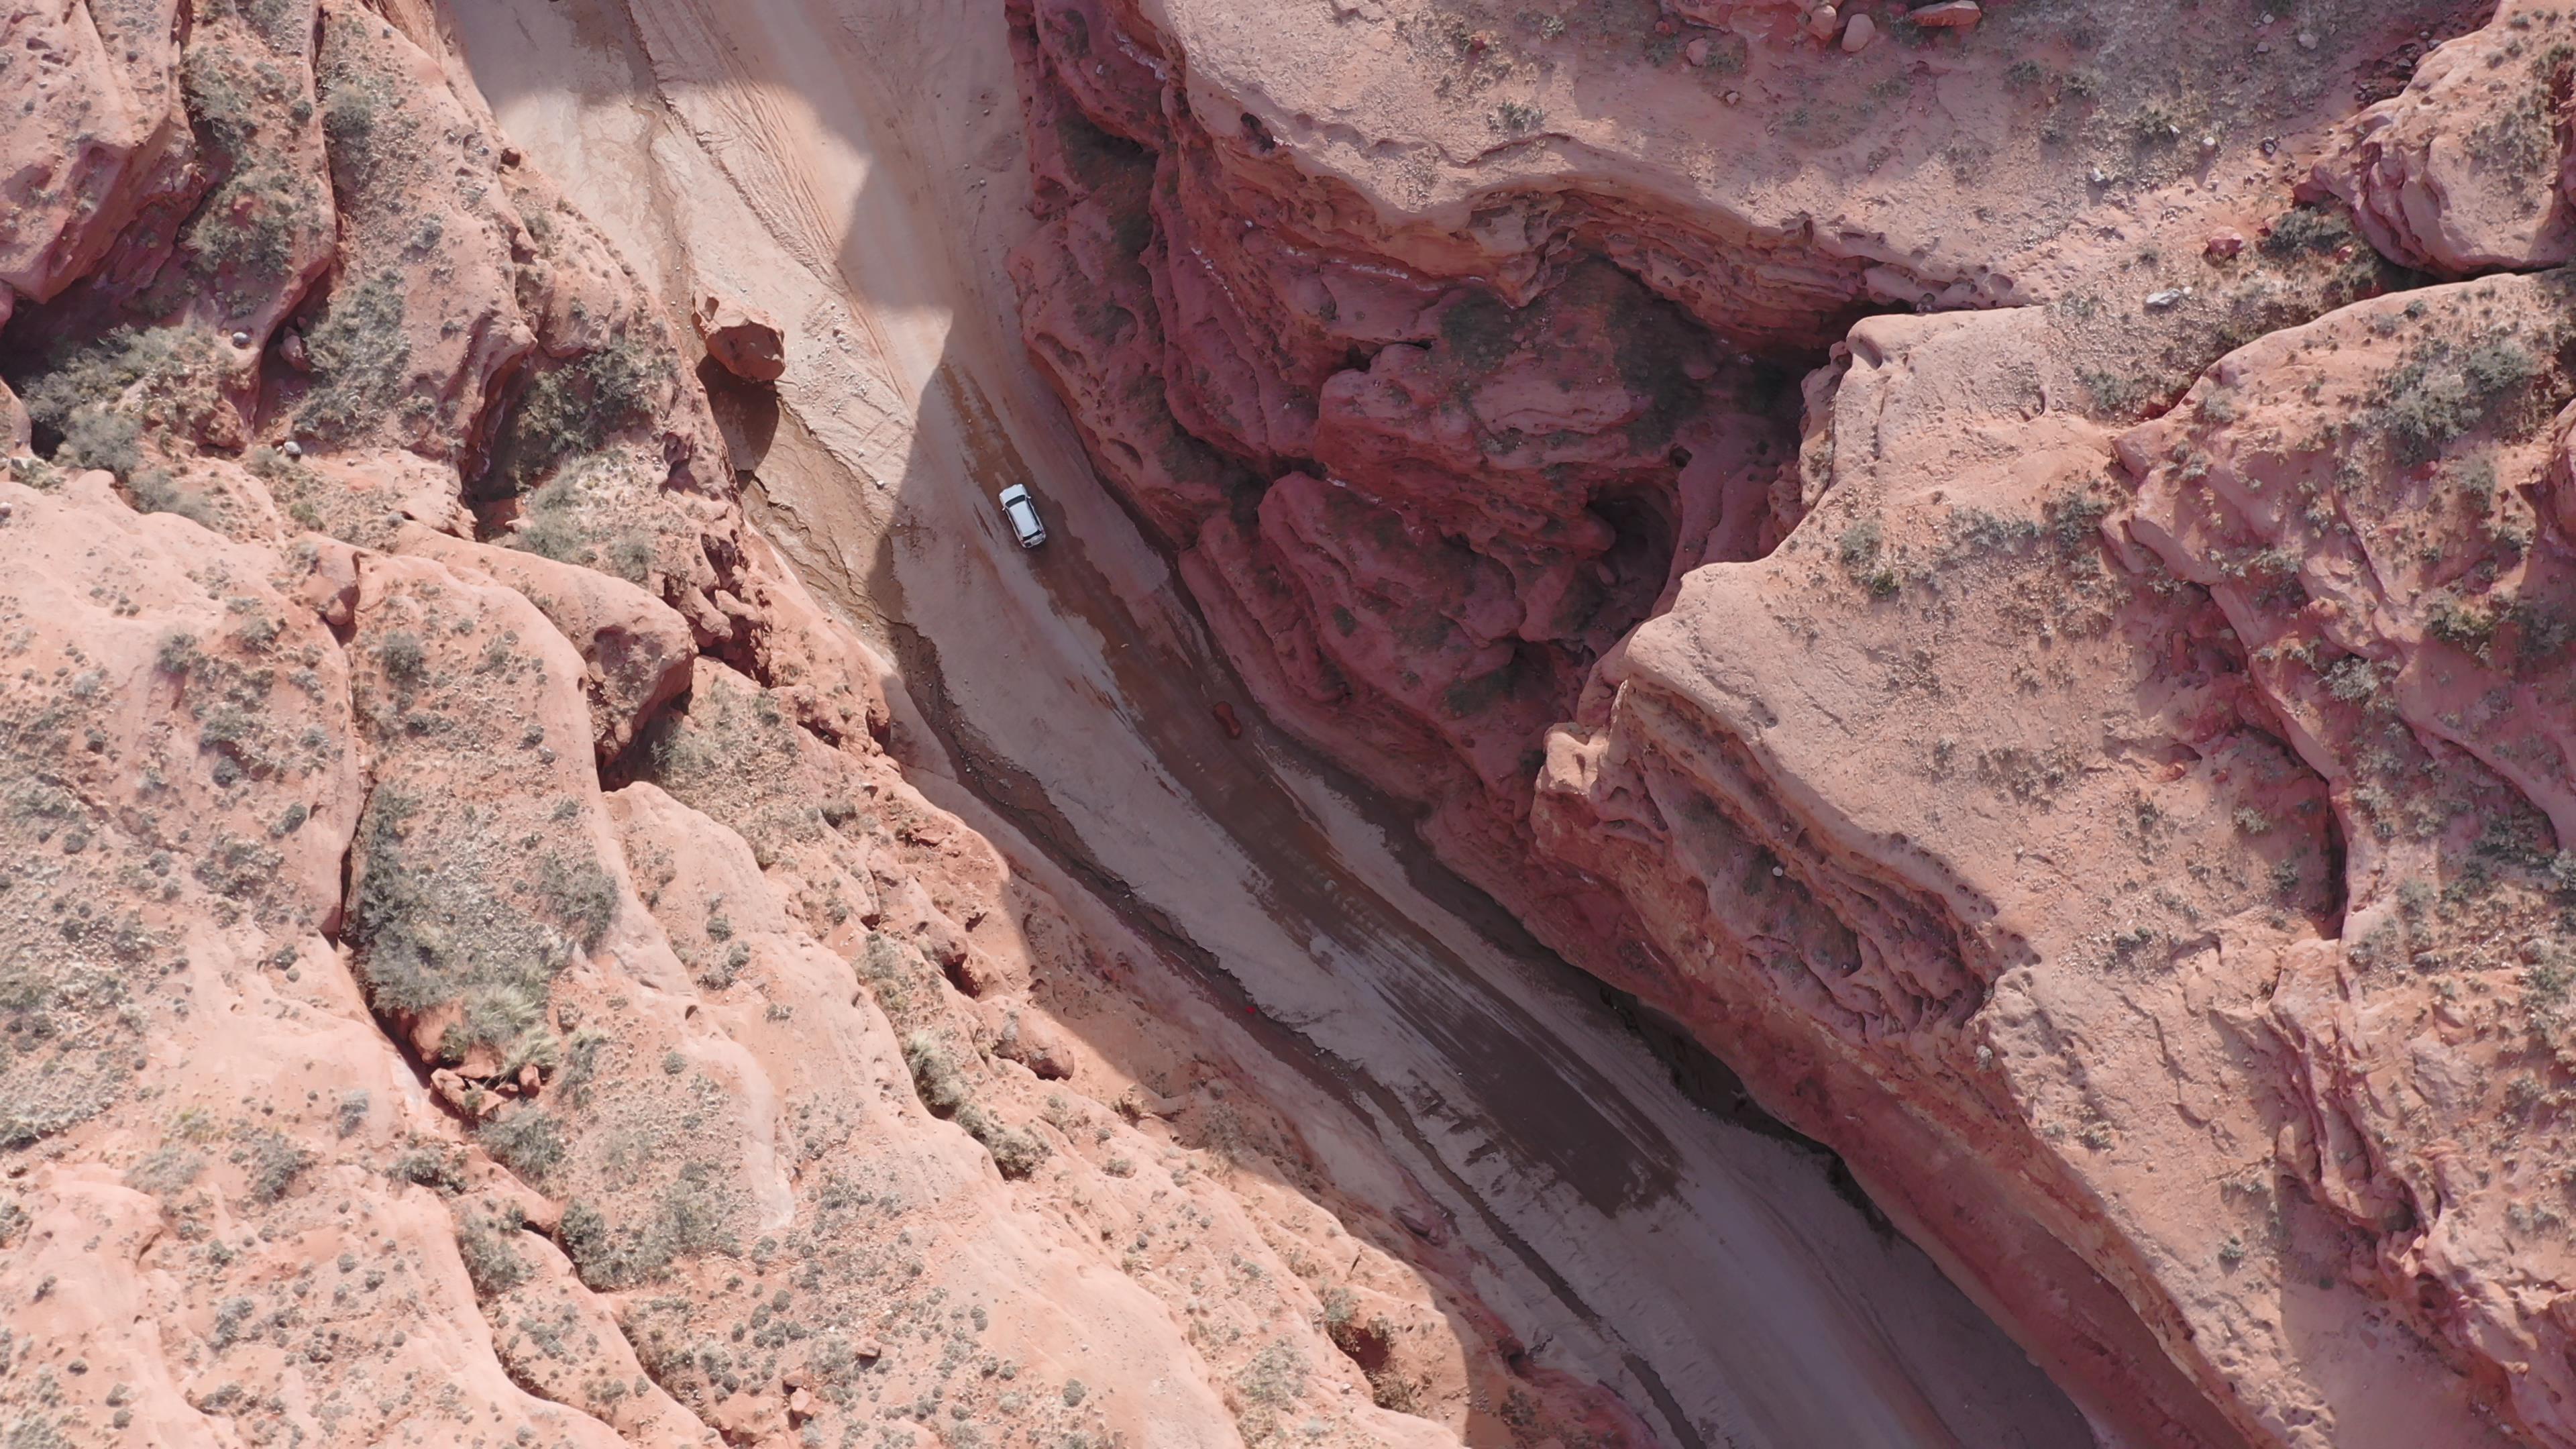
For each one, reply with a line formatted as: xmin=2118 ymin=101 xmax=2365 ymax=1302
xmin=694 ymin=293 xmax=788 ymax=382
xmin=989 ymin=1009 xmax=1076 ymax=1081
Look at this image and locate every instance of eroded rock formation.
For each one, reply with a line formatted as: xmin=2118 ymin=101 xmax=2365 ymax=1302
xmin=1007 ymin=0 xmax=2576 ymax=1444
xmin=0 ymin=5 xmax=1642 ymax=1447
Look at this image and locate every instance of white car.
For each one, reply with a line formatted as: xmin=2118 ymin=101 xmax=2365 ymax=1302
xmin=997 ymin=484 xmax=1046 ymax=549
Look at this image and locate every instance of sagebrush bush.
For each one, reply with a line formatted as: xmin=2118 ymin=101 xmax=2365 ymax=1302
xmin=240 ymin=1129 xmax=313 ymax=1203
xmin=904 ymin=1032 xmax=969 ymax=1115
xmin=496 ymin=336 xmax=669 ymax=485
xmin=478 ymin=1105 xmax=566 ymax=1181
xmin=458 ymin=1213 xmax=531 ymax=1295
xmin=294 ymin=273 xmax=412 ymax=440
xmin=2379 ymin=333 xmax=2540 ymax=463
xmin=556 ymin=1172 xmax=729 ymax=1290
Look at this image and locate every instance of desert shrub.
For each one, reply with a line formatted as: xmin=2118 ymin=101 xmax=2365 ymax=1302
xmin=2077 ymin=366 xmax=2141 ymax=416
xmin=189 ymin=168 xmax=311 ymax=286
xmin=345 ymin=785 xmax=604 ymax=1065
xmin=124 ymin=1146 xmax=205 ymax=1197
xmin=11 ymin=327 xmax=227 ymax=455
xmin=347 ymin=789 xmax=445 ymax=1012
xmin=556 ymin=1199 xmax=621 ymax=1286
xmin=2126 ymin=100 xmax=2183 ymax=148
xmin=851 ymin=928 xmax=955 ymax=1032
xmin=458 ymin=1213 xmax=531 ymax=1295
xmin=210 ymin=1295 xmax=258 ymax=1350
xmin=1231 ymin=1340 xmax=1308 ymax=1442
xmin=556 ymin=1172 xmax=730 ymax=1291
xmin=315 ymin=15 xmax=411 ymax=191
xmin=178 ymin=43 xmax=322 ymax=290
xmin=2323 ymin=654 xmax=2383 ymax=702
xmin=695 ymin=938 xmax=751 ymax=991
xmin=1837 ymin=519 xmax=1900 ymax=597
xmin=388 ymin=1140 xmax=466 ymax=1191
xmin=54 ymin=407 xmax=142 ymax=478
xmin=478 ymin=1106 xmax=566 ymax=1181
xmin=451 ymin=979 xmax=549 ymax=1063
xmin=511 ymin=476 xmax=590 ymax=563
xmin=376 ymin=630 xmax=426 ymax=683
xmin=2378 ymin=333 xmax=2540 ymax=463
xmin=2259 ymin=205 xmax=2355 ymax=259
xmin=904 ymin=1031 xmax=1048 ymax=1177
xmin=2527 ymin=948 xmax=2573 ymax=1020
xmin=537 ymin=854 xmax=618 ymax=949
xmin=1368 ymin=1366 xmax=1422 ymax=1413
xmin=957 ymin=1105 xmax=1050 ymax=1180
xmin=904 ymin=1032 xmax=969 ymax=1116
xmin=503 ymin=467 xmax=657 ymax=583
xmin=1235 ymin=1340 xmax=1306 ymax=1404
xmin=2045 ymin=493 xmax=2112 ymax=555
xmin=237 ymin=1130 xmax=312 ymax=1203
xmin=1839 ymin=519 xmax=1881 ymax=566
xmin=555 ymin=1028 xmax=609 ymax=1104
xmin=2468 ymin=52 xmax=2569 ymax=191
xmin=2426 ymin=590 xmax=2502 ymax=652
xmin=294 ymin=273 xmax=411 ymax=440
xmin=494 ymin=337 xmax=669 ymax=484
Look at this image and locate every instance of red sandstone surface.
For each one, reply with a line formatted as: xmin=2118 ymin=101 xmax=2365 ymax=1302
xmin=12 ymin=0 xmax=2576 ymax=1446
xmin=0 ymin=4 xmax=1656 ymax=1446
xmin=1002 ymin=0 xmax=2576 ymax=1444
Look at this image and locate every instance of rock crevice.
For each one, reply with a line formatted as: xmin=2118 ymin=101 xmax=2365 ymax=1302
xmin=1006 ymin=2 xmax=2576 ymax=1442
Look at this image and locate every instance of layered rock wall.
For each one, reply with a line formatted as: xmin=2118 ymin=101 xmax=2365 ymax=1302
xmin=0 ymin=5 xmax=1640 ymax=1447
xmin=1008 ymin=0 xmax=2576 ymax=1444
xmin=1010 ymin=0 xmax=1818 ymax=979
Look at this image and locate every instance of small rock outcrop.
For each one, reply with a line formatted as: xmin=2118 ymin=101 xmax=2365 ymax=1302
xmin=2310 ymin=1 xmax=2576 ymax=277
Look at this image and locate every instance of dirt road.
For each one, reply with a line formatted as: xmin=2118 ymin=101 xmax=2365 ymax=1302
xmin=445 ymin=2 xmax=2097 ymax=1444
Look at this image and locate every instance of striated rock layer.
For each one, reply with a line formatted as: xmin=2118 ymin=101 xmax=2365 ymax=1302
xmin=0 ymin=5 xmax=1647 ymax=1448
xmin=1009 ymin=0 xmax=2576 ymax=1444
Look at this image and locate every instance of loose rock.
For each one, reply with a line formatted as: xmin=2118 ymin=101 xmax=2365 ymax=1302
xmin=1907 ymin=1 xmax=1981 ymax=26
xmin=694 ymin=293 xmax=789 ymax=382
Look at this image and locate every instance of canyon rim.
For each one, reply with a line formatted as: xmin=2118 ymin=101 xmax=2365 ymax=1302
xmin=5 ymin=2 xmax=2576 ymax=1449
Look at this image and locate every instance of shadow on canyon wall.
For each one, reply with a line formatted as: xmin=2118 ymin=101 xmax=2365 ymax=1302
xmin=455 ymin=3 xmax=2098 ymax=1444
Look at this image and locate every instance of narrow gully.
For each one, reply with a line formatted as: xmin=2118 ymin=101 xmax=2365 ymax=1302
xmin=853 ymin=362 xmax=2080 ymax=1448
xmin=883 ymin=613 xmax=1717 ymax=1449
xmin=443 ymin=0 xmax=2098 ymax=1438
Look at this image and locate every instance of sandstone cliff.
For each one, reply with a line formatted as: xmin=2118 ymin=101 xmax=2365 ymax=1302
xmin=1004 ymin=0 xmax=2576 ymax=1444
xmin=0 ymin=5 xmax=1641 ymax=1447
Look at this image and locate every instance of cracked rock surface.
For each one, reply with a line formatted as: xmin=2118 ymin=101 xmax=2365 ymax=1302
xmin=1004 ymin=0 xmax=2576 ymax=1444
